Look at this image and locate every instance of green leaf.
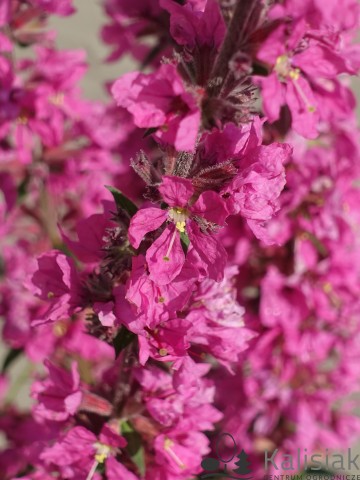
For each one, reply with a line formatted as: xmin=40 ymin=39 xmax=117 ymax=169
xmin=105 ymin=185 xmax=138 ymax=217
xmin=180 ymin=231 xmax=190 ymax=253
xmin=113 ymin=327 xmax=136 ymax=358
xmin=121 ymin=421 xmax=146 ymax=477
xmin=2 ymin=348 xmax=23 ymax=373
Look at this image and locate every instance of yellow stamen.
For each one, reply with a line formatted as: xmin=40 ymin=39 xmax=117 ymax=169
xmin=275 ymin=55 xmax=290 ymax=78
xmin=290 ymin=76 xmax=316 ymax=113
xmin=163 ymin=207 xmax=189 ymax=261
xmin=176 ymin=221 xmax=186 ymax=233
xmin=94 ymin=443 xmax=111 ymax=464
xmin=164 ymin=438 xmax=186 ymax=469
xmin=168 ymin=207 xmax=189 ymax=232
xmin=95 ymin=452 xmax=107 ymax=463
xmin=159 ymin=348 xmax=168 ymax=357
xmin=289 ymin=68 xmax=300 ymax=80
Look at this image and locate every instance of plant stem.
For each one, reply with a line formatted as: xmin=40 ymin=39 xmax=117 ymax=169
xmin=111 ymin=342 xmax=137 ymax=417
xmin=209 ymin=0 xmax=261 ymax=94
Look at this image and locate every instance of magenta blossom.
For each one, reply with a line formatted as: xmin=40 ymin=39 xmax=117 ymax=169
xmin=40 ymin=425 xmax=126 ymax=479
xmin=31 ymin=360 xmax=82 ymax=422
xmin=255 ymin=21 xmax=352 ymax=137
xmin=111 ymin=64 xmax=201 ymax=152
xmin=31 ymin=251 xmax=82 ymax=325
xmin=123 ymin=254 xmax=198 ymax=330
xmin=160 ymin=0 xmax=226 ymax=51
xmin=138 ymin=318 xmax=192 ymax=366
xmin=128 ymin=175 xmax=228 ymax=284
xmin=224 ymin=143 xmax=290 ymax=244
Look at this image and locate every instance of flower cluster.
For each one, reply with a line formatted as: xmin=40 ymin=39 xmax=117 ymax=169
xmin=1 ymin=0 xmax=360 ymax=479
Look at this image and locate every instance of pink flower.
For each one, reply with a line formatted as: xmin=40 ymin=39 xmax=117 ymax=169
xmin=224 ymin=143 xmax=290 ymax=244
xmin=3 ymin=0 xmax=360 ymax=476
xmin=33 ymin=47 xmax=86 ymax=91
xmin=111 ymin=64 xmax=201 ymax=152
xmin=160 ymin=0 xmax=225 ymax=51
xmin=154 ymin=431 xmax=210 ymax=478
xmin=101 ymin=0 xmax=167 ymax=64
xmin=186 ymin=266 xmax=256 ymax=370
xmin=255 ymin=21 xmax=352 ymax=137
xmin=269 ymin=0 xmax=360 ymax=33
xmin=31 ymin=251 xmax=82 ymax=324
xmin=128 ymin=175 xmax=228 ymax=284
xmin=40 ymin=425 xmax=126 ymax=478
xmin=31 ymin=360 xmax=82 ymax=422
xmin=138 ymin=318 xmax=191 ymax=365
xmin=61 ymin=208 xmax=114 ymax=264
xmin=123 ymin=255 xmax=197 ymax=329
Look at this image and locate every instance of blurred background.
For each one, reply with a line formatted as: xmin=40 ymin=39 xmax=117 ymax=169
xmin=2 ymin=0 xmax=360 ymax=476
xmin=49 ymin=2 xmax=360 ymax=475
xmin=50 ymin=1 xmax=133 ymax=100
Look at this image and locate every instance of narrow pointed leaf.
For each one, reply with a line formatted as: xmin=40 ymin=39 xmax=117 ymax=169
xmin=105 ymin=185 xmax=138 ymax=217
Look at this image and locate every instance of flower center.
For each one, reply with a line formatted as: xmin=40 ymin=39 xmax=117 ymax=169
xmin=94 ymin=442 xmax=112 ymax=463
xmin=275 ymin=54 xmax=292 ymax=79
xmin=168 ymin=207 xmax=189 ymax=233
xmin=275 ymin=55 xmax=316 ymax=113
xmin=163 ymin=207 xmax=190 ymax=262
xmin=86 ymin=443 xmax=112 ymax=480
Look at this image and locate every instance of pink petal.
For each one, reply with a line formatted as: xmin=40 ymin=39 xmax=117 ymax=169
xmin=191 ymin=191 xmax=228 ymax=226
xmin=255 ymin=73 xmax=285 ymax=123
xmin=174 ymin=109 xmax=201 ymax=152
xmin=286 ymin=76 xmax=319 ymax=139
xmin=293 ymin=44 xmax=351 ymax=79
xmin=99 ymin=425 xmax=127 ymax=448
xmin=128 ymin=207 xmax=167 ymax=249
xmin=60 ymin=213 xmax=111 ymax=263
xmin=256 ymin=24 xmax=286 ymax=64
xmin=93 ymin=301 xmax=116 ymax=327
xmin=147 ymin=225 xmax=185 ymax=285
xmin=138 ymin=335 xmax=151 ymax=365
xmin=159 ymin=175 xmax=194 ymax=207
xmin=64 ymin=391 xmax=83 ymax=415
xmin=106 ymin=457 xmax=139 ymax=480
xmin=111 ymin=71 xmax=167 ymax=127
xmin=187 ymin=222 xmax=227 ymax=281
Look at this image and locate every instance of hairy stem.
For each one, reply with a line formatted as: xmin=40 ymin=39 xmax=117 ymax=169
xmin=209 ymin=0 xmax=261 ymax=95
xmin=111 ymin=342 xmax=137 ymax=418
